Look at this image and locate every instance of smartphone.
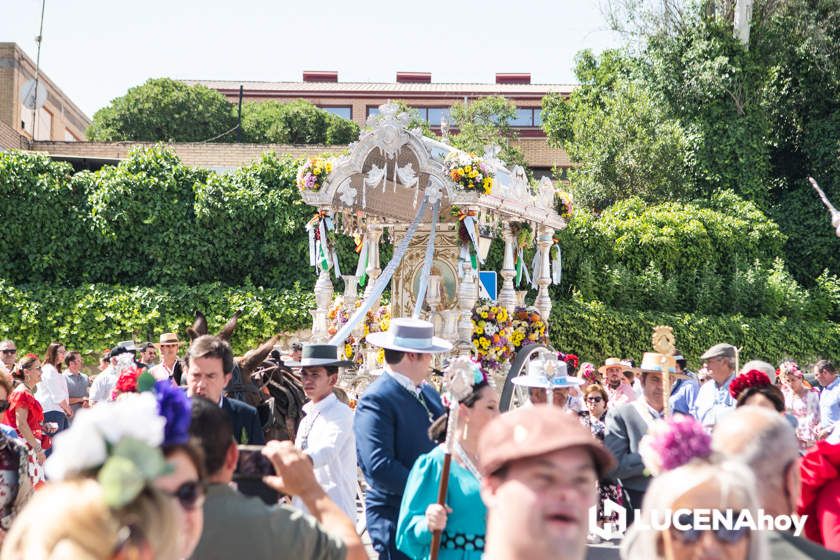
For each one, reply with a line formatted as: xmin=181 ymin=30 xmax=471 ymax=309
xmin=234 ymin=445 xmax=280 ymax=505
xmin=234 ymin=445 xmax=275 ymax=480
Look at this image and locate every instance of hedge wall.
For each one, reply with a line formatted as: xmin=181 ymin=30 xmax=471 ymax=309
xmin=2 ymin=279 xmax=837 ymax=371
xmin=549 ymin=297 xmax=840 ymax=370
xmin=0 ymin=280 xmax=313 ymax=359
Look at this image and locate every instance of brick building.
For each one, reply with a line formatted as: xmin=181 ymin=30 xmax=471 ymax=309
xmin=0 ymin=43 xmax=90 ymax=147
xmin=185 ymin=71 xmax=574 ymax=177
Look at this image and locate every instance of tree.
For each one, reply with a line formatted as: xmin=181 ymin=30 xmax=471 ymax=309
xmin=449 ymin=96 xmax=528 ymax=170
xmin=542 ymin=50 xmax=691 ymax=209
xmin=87 ymin=78 xmax=236 ymax=142
xmin=240 ymin=100 xmax=359 ymax=145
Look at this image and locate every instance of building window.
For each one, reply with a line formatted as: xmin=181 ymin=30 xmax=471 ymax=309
xmin=320 ymin=106 xmax=352 ymax=120
xmin=21 ymin=106 xmax=53 ymax=140
xmin=509 ymin=107 xmax=542 ymax=128
xmin=64 ymin=129 xmax=79 ymax=142
xmin=366 ymin=106 xmax=380 ymax=118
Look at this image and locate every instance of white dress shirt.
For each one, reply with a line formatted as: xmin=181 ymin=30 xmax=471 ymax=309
xmin=36 ymin=363 xmax=69 ymax=413
xmin=89 ymin=366 xmax=118 ymax=404
xmin=694 ymin=375 xmax=736 ymax=431
xmin=293 ymin=392 xmax=357 ymax=521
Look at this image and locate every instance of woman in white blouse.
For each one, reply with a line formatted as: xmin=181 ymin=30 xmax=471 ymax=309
xmin=36 ymin=343 xmax=73 ymax=440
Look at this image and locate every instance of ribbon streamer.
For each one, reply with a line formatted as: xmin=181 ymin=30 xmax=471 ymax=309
xmin=413 ymin=199 xmax=442 ymax=318
xmin=330 ymin=196 xmax=430 ymax=346
xmin=530 ymin=247 xmax=542 ymax=290
xmin=355 ymin=236 xmax=369 ymax=287
xmin=552 ymin=245 xmax=562 ymax=285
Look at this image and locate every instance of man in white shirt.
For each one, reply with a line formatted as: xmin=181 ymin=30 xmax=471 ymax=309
xmin=693 ymin=343 xmax=738 ymax=431
xmin=287 ymin=343 xmax=357 ymax=521
xmin=90 ymin=344 xmax=135 ymax=404
xmin=149 ymin=332 xmax=183 ymax=384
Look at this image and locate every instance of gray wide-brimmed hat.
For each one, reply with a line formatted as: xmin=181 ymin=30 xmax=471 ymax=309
xmin=365 ymin=318 xmax=453 ymax=354
xmin=700 ymin=343 xmax=737 ymax=361
xmin=284 ymin=343 xmax=355 ymax=368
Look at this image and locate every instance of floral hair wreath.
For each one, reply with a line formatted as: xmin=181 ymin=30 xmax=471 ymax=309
xmin=24 ymin=353 xmax=39 ymax=361
xmin=579 ymin=362 xmax=598 ymax=382
xmin=46 ymin=380 xmax=192 ymax=508
xmin=639 ymin=414 xmax=712 ymax=476
xmin=558 ymin=352 xmax=579 ymax=371
xmin=729 ymin=369 xmax=771 ymax=400
xmin=777 ymin=360 xmax=803 ymax=379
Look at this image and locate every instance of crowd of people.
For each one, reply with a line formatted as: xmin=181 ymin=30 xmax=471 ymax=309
xmin=0 ymin=323 xmax=837 ymax=559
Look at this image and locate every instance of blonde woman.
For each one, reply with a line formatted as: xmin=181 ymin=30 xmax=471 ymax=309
xmin=621 ymin=459 xmax=768 ymax=560
xmin=2 ymin=478 xmax=179 ymax=560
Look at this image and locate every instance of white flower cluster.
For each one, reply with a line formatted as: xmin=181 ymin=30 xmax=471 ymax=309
xmin=45 ymin=393 xmax=165 ymax=481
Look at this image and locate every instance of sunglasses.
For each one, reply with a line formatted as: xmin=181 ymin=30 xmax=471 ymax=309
xmin=166 ymin=480 xmax=205 ymax=510
xmin=1 ymin=349 xmax=16 ymax=355
xmin=670 ymin=513 xmax=750 ymax=545
xmin=586 ymin=396 xmax=604 ymax=403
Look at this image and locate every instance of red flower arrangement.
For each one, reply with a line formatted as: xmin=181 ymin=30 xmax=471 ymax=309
xmin=559 ymin=352 xmax=579 ymax=371
xmin=24 ymin=353 xmax=39 ymax=361
xmin=113 ymin=367 xmax=142 ymax=396
xmin=729 ymin=369 xmax=771 ymax=400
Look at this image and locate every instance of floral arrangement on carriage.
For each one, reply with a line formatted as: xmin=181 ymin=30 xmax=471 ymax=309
xmin=555 ymin=190 xmax=573 ymax=221
xmin=296 ymin=157 xmax=333 ymax=192
xmin=471 ymin=301 xmax=514 ymax=371
xmin=510 ymin=306 xmax=548 ymax=351
xmin=444 ymin=152 xmax=494 ymax=195
xmin=327 ymin=296 xmax=391 ymax=366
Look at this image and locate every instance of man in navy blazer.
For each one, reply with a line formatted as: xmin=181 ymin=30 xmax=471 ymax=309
xmin=185 ymin=334 xmax=265 ymax=445
xmin=355 ymin=318 xmax=452 ymax=560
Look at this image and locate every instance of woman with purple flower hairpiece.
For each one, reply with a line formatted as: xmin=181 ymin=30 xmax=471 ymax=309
xmin=622 ymin=414 xmax=768 ymax=560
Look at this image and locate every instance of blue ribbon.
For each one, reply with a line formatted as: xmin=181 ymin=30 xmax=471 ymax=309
xmin=412 ymin=199 xmax=441 ymax=318
xmin=329 ymin=196 xmax=430 ymax=346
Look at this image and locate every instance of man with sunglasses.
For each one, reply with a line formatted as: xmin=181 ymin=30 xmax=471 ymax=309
xmin=0 ymin=340 xmax=16 ymax=372
xmin=713 ymin=406 xmax=839 ymax=559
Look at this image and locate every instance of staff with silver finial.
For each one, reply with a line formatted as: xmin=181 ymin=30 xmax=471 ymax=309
xmin=809 ymin=177 xmax=840 ymax=238
xmin=429 ymin=356 xmax=478 ymax=560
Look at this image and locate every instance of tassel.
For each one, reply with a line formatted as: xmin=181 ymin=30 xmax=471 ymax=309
xmin=530 ymin=248 xmax=541 ymax=290
xmin=552 ymin=245 xmax=562 ymax=285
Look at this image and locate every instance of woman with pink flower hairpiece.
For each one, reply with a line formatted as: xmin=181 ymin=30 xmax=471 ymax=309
xmin=621 ymin=415 xmax=769 ymax=560
xmin=779 ymin=360 xmax=821 ymax=450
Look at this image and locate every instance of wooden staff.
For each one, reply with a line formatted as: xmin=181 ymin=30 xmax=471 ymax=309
xmin=430 ymin=358 xmax=474 ymax=560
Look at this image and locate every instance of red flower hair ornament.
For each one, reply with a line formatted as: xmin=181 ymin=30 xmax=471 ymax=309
xmin=729 ymin=369 xmax=772 ymax=400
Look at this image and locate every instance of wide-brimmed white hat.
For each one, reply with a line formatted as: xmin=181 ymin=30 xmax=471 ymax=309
xmin=365 ymin=318 xmax=452 ymax=354
xmin=512 ymin=355 xmax=583 ymax=389
xmin=284 ymin=344 xmax=355 ymax=368
xmin=639 ymin=352 xmax=689 ymax=379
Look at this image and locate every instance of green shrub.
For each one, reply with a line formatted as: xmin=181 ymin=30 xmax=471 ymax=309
xmin=549 ymin=297 xmax=840 ymax=370
xmin=0 ymin=280 xmax=313 ymax=360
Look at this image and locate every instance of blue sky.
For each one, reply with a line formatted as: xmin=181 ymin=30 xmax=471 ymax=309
xmin=3 ymin=0 xmax=622 ymax=118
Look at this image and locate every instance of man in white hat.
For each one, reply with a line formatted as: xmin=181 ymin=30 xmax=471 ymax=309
xmin=149 ymin=332 xmax=183 ymax=384
xmin=286 ymin=344 xmax=357 ymax=521
xmin=599 ymin=357 xmax=637 ymax=409
xmin=604 ymin=352 xmax=687 ymax=513
xmin=512 ymin=354 xmax=583 ymax=410
xmin=354 ymin=318 xmax=452 ymax=560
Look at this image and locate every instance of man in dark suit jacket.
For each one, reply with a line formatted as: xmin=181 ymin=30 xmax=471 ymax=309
xmin=185 ymin=334 xmax=265 ymax=445
xmin=604 ymin=353 xmax=680 ymax=513
xmin=355 ymin=318 xmax=452 ymax=560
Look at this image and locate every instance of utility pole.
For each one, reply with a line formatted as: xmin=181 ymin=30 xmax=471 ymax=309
xmin=31 ymin=0 xmax=46 ymax=139
xmin=237 ymin=84 xmax=244 ymax=143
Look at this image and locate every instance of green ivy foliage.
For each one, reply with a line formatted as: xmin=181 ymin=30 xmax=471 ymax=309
xmin=549 ymin=297 xmax=840 ymax=371
xmin=0 ymin=280 xmax=313 ymax=359
xmin=0 ymin=147 xmax=322 ymax=289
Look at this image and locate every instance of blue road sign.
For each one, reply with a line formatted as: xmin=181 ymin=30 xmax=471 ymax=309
xmin=479 ymin=271 xmax=497 ymax=301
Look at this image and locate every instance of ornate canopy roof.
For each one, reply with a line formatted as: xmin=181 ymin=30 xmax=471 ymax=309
xmin=299 ymin=103 xmax=567 ymax=230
